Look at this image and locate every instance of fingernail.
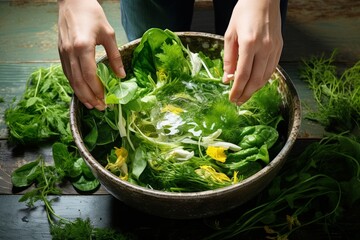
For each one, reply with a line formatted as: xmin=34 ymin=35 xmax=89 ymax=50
xmin=95 ymin=104 xmax=105 ymax=111
xmin=119 ymin=67 xmax=126 ymax=78
xmin=230 ymin=97 xmax=238 ymax=103
xmin=84 ymin=102 xmax=93 ymax=109
xmin=229 ymin=94 xmax=237 ymax=102
xmin=222 ymin=73 xmax=234 ymax=83
xmin=94 ymin=99 xmax=106 ymax=111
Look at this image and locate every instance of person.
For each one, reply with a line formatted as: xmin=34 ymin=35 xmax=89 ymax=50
xmin=57 ymin=0 xmax=288 ymax=111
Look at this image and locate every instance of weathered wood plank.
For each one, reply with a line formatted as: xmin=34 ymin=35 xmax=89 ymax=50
xmin=284 ymin=0 xmax=360 ymax=63
xmin=0 ymin=195 xmax=218 ymax=240
xmin=1 ymin=194 xmax=359 ymax=240
xmin=0 ymin=1 xmax=127 ymax=63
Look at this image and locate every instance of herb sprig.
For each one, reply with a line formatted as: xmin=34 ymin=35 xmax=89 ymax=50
xmin=300 ymin=50 xmax=360 ymax=135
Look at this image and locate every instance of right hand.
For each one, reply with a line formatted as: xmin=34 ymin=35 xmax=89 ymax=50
xmin=57 ymin=0 xmax=126 ymax=111
xmin=222 ymin=0 xmax=283 ymax=105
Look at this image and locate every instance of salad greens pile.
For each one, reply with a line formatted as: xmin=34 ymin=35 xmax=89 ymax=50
xmin=81 ymin=28 xmax=285 ymax=192
xmin=6 ymin=65 xmax=100 ymax=193
xmin=300 ymin=50 xmax=360 ymax=135
xmin=5 ymin=65 xmax=73 ymax=144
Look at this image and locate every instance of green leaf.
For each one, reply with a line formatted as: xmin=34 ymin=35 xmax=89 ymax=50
xmin=105 ymin=79 xmax=138 ymax=105
xmin=83 ymin=118 xmax=98 ymax=151
xmin=11 ymin=159 xmax=41 ymax=187
xmin=69 ymin=158 xmax=83 ymax=179
xmin=238 ymin=125 xmax=279 ymax=149
xmin=97 ymin=63 xmax=111 ymax=89
xmin=131 ymin=147 xmax=147 ymax=179
xmin=25 ymin=96 xmax=42 ymax=108
xmin=52 ymin=142 xmax=70 ymax=169
xmin=72 ymin=175 xmax=100 ymax=192
xmin=78 ymin=158 xmax=95 ymax=179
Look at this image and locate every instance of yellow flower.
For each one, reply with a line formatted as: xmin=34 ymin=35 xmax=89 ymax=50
xmin=195 ymin=165 xmax=231 ymax=183
xmin=206 ymin=146 xmax=227 ymax=163
xmin=161 ymin=104 xmax=184 ymax=115
xmin=115 ymin=147 xmax=128 ymax=160
xmin=105 ymin=147 xmax=129 ymax=180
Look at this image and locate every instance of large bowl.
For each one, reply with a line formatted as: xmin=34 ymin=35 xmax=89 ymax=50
xmin=70 ymin=32 xmax=301 ymax=219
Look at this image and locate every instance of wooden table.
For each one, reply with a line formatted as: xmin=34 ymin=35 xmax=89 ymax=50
xmin=1 ymin=1 xmax=359 ymax=239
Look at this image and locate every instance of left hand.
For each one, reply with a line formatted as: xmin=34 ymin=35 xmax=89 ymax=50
xmin=222 ymin=0 xmax=283 ymax=105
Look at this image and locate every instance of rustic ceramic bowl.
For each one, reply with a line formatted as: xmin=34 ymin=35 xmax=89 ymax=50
xmin=70 ymin=32 xmax=301 ymax=219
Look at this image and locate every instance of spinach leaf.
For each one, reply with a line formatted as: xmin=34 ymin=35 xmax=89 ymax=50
xmin=52 ymin=142 xmax=80 ymax=178
xmin=11 ymin=159 xmax=41 ymax=188
xmin=238 ymin=125 xmax=279 ymax=149
xmin=72 ymin=175 xmax=99 ymax=192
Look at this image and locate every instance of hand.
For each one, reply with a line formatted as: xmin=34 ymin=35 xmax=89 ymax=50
xmin=222 ymin=0 xmax=283 ymax=105
xmin=57 ymin=0 xmax=126 ymax=111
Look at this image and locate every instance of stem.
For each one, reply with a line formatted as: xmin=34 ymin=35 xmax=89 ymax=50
xmin=34 ymin=68 xmax=42 ymax=97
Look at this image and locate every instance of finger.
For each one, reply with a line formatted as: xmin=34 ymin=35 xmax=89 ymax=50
xmin=79 ymin=47 xmax=105 ymax=101
xmin=101 ymin=29 xmax=126 ymax=78
xmin=58 ymin=28 xmax=72 ymax=87
xmin=271 ymin=45 xmax=282 ymax=74
xmin=222 ymin=32 xmax=239 ymax=84
xmin=261 ymin=44 xmax=282 ymax=85
xmin=236 ymin=53 xmax=270 ymax=104
xmin=264 ymin=51 xmax=278 ymax=82
xmin=58 ymin=46 xmax=71 ymax=84
xmin=69 ymin=54 xmax=105 ymax=111
xmin=228 ymin=46 xmax=254 ymax=103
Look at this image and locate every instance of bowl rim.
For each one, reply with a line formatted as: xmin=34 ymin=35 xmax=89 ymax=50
xmin=70 ymin=31 xmax=302 ymax=199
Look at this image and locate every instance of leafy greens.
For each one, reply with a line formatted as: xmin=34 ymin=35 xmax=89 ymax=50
xmin=82 ymin=28 xmax=285 ymax=192
xmin=300 ymin=50 xmax=360 ymax=135
xmin=5 ymin=65 xmax=73 ymax=144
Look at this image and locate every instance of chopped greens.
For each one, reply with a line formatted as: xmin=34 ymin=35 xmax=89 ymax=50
xmin=82 ymin=28 xmax=285 ymax=192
